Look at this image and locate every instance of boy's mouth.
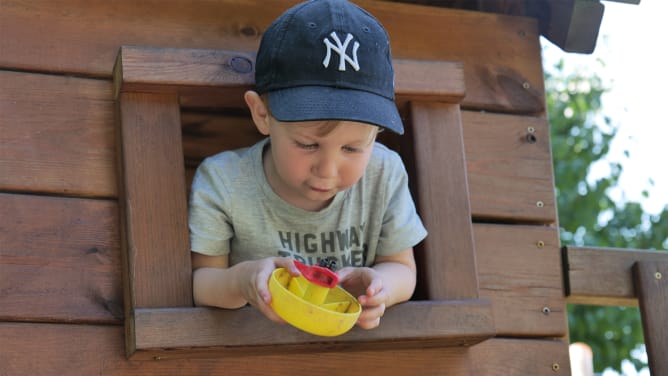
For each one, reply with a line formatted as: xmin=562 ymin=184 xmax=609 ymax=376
xmin=309 ymin=185 xmax=332 ymax=193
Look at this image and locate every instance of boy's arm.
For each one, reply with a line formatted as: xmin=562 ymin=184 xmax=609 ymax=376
xmin=191 ymin=252 xmax=247 ymax=309
xmin=191 ymin=252 xmax=300 ymax=322
xmin=337 ymin=248 xmax=416 ymax=329
xmin=372 ymin=248 xmax=417 ymax=307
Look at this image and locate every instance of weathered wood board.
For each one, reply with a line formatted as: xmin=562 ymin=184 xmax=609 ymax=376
xmin=0 ymin=71 xmax=116 ymax=198
xmin=0 ymin=193 xmax=122 ymax=324
xmin=0 ymin=323 xmax=570 ymax=375
xmin=0 ymin=0 xmax=544 ymax=113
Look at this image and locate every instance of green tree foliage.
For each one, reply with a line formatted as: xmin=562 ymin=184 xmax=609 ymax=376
xmin=545 ymin=58 xmax=668 ymax=373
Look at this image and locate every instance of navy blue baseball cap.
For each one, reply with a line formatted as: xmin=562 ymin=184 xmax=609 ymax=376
xmin=254 ymin=0 xmax=403 ymax=134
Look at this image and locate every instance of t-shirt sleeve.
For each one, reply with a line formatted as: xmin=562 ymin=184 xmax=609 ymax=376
xmin=188 ymin=158 xmax=234 ymax=256
xmin=376 ymin=152 xmax=428 ymax=256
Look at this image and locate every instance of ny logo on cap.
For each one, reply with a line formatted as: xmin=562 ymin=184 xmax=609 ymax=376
xmin=322 ymin=32 xmax=360 ymax=72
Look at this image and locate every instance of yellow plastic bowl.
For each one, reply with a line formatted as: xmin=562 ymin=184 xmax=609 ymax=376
xmin=269 ymin=267 xmax=361 ymax=336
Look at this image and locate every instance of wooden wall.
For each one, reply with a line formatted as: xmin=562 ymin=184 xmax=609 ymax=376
xmin=0 ymin=0 xmax=570 ymax=374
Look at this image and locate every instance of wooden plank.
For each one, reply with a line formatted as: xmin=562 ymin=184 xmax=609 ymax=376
xmin=116 ymin=92 xmax=192 ymax=308
xmin=633 ymin=261 xmax=668 ymax=376
xmin=565 ymin=246 xmax=668 ymax=306
xmin=0 ymin=0 xmax=544 ymax=113
xmin=112 ymin=47 xmax=255 ymax=109
xmin=0 ymin=193 xmax=122 ymax=324
xmin=113 ymin=47 xmax=256 ymax=97
xmin=474 ymin=223 xmax=566 ymax=337
xmin=132 ymin=300 xmax=494 ymax=356
xmin=408 ymin=102 xmax=478 ymax=300
xmin=0 ymin=323 xmax=472 ymax=375
xmin=463 ymin=111 xmax=556 ymax=224
xmin=113 ymin=46 xmax=466 ymax=108
xmin=0 ymin=71 xmax=116 ymax=198
xmin=471 ymin=337 xmax=571 ymax=375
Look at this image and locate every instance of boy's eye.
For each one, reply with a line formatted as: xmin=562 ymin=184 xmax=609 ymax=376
xmin=342 ymin=146 xmax=362 ymax=153
xmin=295 ymin=141 xmax=318 ymax=150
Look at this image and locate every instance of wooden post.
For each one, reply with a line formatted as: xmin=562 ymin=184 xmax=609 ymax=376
xmin=633 ymin=260 xmax=668 ymax=376
xmin=116 ymin=92 xmax=192 ymax=310
xmin=408 ymin=102 xmax=479 ymax=300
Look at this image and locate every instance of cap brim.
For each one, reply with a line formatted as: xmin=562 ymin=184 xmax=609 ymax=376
xmin=267 ymin=86 xmax=404 ymax=134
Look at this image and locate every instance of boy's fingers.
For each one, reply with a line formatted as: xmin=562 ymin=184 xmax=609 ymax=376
xmin=255 ymin=299 xmax=286 ymax=324
xmin=274 ymin=257 xmax=301 ymax=275
xmin=365 ymin=277 xmax=384 ymax=297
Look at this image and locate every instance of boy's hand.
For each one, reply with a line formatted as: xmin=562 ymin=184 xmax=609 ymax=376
xmin=238 ymin=257 xmax=301 ymax=324
xmin=336 ymin=266 xmax=388 ymax=329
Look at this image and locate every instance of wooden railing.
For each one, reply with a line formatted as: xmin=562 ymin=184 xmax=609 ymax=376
xmin=564 ymin=246 xmax=668 ymax=375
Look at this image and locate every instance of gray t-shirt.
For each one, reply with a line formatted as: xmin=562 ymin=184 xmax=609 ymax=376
xmin=189 ymin=138 xmax=427 ymax=267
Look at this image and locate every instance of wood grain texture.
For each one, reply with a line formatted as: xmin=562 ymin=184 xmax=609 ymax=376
xmin=471 ymin=337 xmax=571 ymax=375
xmin=132 ymin=300 xmax=494 ymax=356
xmin=1 ymin=322 xmax=572 ymax=375
xmin=0 ymin=323 xmax=472 ymax=376
xmin=116 ymin=92 xmax=192 ymax=308
xmin=0 ymin=71 xmax=117 ymax=198
xmin=114 ymin=46 xmax=466 ymax=108
xmin=0 ymin=0 xmax=544 ymax=113
xmin=633 ymin=261 xmax=668 ymax=376
xmin=1 ymin=199 xmax=570 ymax=339
xmin=462 ymin=111 xmax=556 ymax=224
xmin=474 ymin=223 xmax=566 ymax=337
xmin=0 ymin=193 xmax=122 ymax=324
xmin=566 ymin=246 xmax=668 ymax=306
xmin=408 ymin=102 xmax=479 ymax=300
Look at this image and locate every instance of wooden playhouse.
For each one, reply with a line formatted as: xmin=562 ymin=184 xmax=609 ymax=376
xmin=1 ymin=0 xmax=666 ymax=374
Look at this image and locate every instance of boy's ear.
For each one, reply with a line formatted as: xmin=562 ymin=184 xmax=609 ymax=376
xmin=244 ymin=91 xmax=271 ymax=136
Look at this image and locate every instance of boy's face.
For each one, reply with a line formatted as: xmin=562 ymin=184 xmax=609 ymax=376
xmin=263 ymin=117 xmax=378 ymax=211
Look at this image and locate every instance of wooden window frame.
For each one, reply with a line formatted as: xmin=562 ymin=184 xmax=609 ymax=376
xmin=114 ymin=46 xmax=494 ymax=360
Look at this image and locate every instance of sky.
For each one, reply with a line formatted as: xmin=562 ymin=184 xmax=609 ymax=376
xmin=541 ymin=0 xmax=668 ymax=217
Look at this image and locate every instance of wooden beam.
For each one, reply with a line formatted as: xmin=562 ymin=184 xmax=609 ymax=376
xmin=116 ymin=92 xmax=192 ymax=310
xmin=633 ymin=261 xmax=668 ymax=376
xmin=565 ymin=246 xmax=668 ymax=306
xmin=113 ymin=45 xmax=466 ymax=108
xmin=408 ymin=102 xmax=479 ymax=300
xmin=131 ymin=300 xmax=495 ymax=359
xmin=537 ymin=0 xmax=604 ymax=54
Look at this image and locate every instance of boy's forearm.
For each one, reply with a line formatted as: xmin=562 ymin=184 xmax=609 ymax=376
xmin=192 ymin=263 xmax=250 ymax=309
xmin=372 ymin=261 xmax=416 ymax=307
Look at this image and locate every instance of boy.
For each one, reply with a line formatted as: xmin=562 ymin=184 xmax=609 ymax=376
xmin=189 ymin=0 xmax=427 ymax=330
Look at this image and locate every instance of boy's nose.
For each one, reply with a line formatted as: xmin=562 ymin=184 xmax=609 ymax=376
xmin=313 ymin=153 xmax=337 ymax=178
